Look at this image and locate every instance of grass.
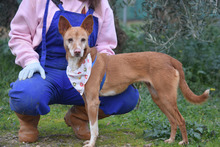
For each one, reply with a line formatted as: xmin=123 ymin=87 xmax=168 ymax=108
xmin=0 ymin=39 xmax=219 ymax=146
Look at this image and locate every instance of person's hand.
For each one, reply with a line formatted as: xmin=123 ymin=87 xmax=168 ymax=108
xmin=18 ymin=62 xmax=46 ymax=80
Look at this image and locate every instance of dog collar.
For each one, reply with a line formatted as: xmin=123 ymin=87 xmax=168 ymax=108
xmin=92 ymin=55 xmax=97 ymax=67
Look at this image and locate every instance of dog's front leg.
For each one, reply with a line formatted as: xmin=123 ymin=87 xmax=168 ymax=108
xmin=83 ymin=54 xmax=106 ymax=147
xmin=83 ymin=94 xmax=100 ymax=147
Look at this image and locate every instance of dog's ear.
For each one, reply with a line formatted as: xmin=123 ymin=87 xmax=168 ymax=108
xmin=81 ymin=14 xmax=94 ymax=35
xmin=58 ymin=16 xmax=72 ymax=36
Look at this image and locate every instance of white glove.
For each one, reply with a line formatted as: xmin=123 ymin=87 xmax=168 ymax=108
xmin=18 ymin=62 xmax=46 ymax=80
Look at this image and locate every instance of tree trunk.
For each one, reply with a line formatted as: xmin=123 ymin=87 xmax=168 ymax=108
xmin=109 ymin=1 xmax=127 ymax=54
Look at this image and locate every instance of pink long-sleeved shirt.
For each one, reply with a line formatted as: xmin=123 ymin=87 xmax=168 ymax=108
xmin=8 ymin=0 xmax=117 ymax=68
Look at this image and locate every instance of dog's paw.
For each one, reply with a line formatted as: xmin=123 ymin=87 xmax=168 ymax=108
xmin=83 ymin=140 xmax=94 ymax=147
xmin=83 ymin=144 xmax=94 ymax=147
xmin=83 ymin=144 xmax=93 ymax=147
xmin=164 ymin=138 xmax=174 ymax=144
xmin=178 ymin=140 xmax=189 ymax=145
xmin=83 ymin=140 xmax=90 ymax=145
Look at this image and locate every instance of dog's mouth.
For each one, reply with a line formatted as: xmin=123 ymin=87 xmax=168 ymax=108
xmin=74 ymin=52 xmax=81 ymax=57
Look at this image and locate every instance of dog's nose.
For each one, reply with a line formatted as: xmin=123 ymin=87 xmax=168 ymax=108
xmin=74 ymin=49 xmax=81 ymax=56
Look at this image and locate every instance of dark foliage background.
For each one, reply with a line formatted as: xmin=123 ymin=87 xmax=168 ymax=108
xmin=0 ymin=0 xmax=19 ymax=28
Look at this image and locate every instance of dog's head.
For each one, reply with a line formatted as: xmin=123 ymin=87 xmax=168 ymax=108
xmin=58 ymin=15 xmax=94 ymax=60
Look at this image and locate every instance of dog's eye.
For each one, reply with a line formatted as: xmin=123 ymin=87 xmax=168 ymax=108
xmin=81 ymin=38 xmax=86 ymax=42
xmin=68 ymin=38 xmax=73 ymax=42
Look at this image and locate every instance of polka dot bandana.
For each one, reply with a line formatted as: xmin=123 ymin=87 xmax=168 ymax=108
xmin=66 ymin=54 xmax=92 ymax=95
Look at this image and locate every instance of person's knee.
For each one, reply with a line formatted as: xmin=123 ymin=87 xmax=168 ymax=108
xmin=9 ymin=76 xmax=50 ymax=115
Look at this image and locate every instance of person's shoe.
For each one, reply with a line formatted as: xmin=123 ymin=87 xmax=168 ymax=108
xmin=15 ymin=112 xmax=40 ymax=143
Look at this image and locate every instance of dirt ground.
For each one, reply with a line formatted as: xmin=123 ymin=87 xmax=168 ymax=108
xmin=0 ymin=132 xmax=83 ymax=147
xmin=0 ymin=132 xmax=125 ymax=147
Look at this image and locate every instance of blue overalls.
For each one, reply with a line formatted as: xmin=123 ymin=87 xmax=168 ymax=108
xmin=9 ymin=0 xmax=139 ymax=116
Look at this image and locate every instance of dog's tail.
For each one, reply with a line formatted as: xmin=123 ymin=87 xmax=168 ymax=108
xmin=171 ymin=58 xmax=209 ymax=104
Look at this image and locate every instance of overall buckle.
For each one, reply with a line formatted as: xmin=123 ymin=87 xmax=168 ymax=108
xmin=52 ymin=0 xmax=63 ymax=7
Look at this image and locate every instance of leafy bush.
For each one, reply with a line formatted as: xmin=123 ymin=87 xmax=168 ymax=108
xmin=142 ymin=0 xmax=220 ymax=51
xmin=144 ymin=120 xmax=217 ymax=143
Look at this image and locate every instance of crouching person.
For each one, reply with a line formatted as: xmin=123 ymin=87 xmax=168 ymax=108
xmin=8 ymin=0 xmax=139 ymax=143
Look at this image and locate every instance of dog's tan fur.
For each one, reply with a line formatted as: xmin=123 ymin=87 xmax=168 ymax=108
xmin=59 ymin=15 xmax=209 ymax=147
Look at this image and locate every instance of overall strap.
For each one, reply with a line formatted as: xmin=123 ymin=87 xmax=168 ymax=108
xmin=40 ymin=0 xmax=50 ymax=68
xmin=100 ymin=73 xmax=106 ymax=90
xmin=41 ymin=0 xmax=64 ymax=68
xmin=86 ymin=7 xmax=95 ymax=16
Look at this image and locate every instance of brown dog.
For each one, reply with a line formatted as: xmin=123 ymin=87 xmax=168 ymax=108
xmin=59 ymin=15 xmax=209 ymax=147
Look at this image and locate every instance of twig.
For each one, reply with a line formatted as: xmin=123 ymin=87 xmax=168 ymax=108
xmin=145 ymin=29 xmax=181 ymax=51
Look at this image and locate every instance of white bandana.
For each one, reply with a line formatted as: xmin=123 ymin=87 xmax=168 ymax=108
xmin=66 ymin=54 xmax=92 ymax=95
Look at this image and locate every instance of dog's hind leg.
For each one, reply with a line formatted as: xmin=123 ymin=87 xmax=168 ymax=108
xmin=146 ymin=83 xmax=177 ymax=143
xmin=146 ymin=69 xmax=188 ymax=145
xmin=152 ymin=99 xmax=177 ymax=143
xmin=154 ymin=70 xmax=189 ymax=145
xmin=157 ymin=92 xmax=188 ymax=145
